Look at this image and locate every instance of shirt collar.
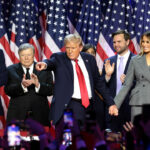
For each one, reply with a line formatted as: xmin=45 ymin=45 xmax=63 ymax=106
xmin=71 ymin=54 xmax=82 ymax=62
xmin=117 ymin=50 xmax=130 ymax=60
xmin=22 ymin=63 xmax=34 ymax=73
xmin=76 ymin=54 xmax=82 ymax=61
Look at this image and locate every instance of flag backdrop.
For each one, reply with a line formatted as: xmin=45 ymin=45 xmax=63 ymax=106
xmin=0 ymin=0 xmax=149 ymax=128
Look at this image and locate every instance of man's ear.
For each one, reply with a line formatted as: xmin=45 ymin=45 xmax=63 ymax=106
xmin=80 ymin=45 xmax=83 ymax=52
xmin=127 ymin=39 xmax=130 ymax=46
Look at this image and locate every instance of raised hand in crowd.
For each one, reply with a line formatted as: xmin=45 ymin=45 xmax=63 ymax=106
xmin=123 ymin=121 xmax=134 ymax=132
xmin=104 ymin=59 xmax=115 ymax=79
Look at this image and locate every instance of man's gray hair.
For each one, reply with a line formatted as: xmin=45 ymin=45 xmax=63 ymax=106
xmin=18 ymin=43 xmax=35 ymax=54
xmin=64 ymin=34 xmax=82 ymax=46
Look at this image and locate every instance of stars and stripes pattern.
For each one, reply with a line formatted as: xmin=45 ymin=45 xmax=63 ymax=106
xmin=0 ymin=1 xmax=12 ymax=129
xmin=67 ymin=0 xmax=103 ymax=47
xmin=8 ymin=0 xmax=43 ymax=62
xmin=0 ymin=0 xmax=149 ymax=129
xmin=97 ymin=0 xmax=139 ymax=70
xmin=133 ymin=0 xmax=150 ymax=44
xmin=41 ymin=0 xmax=70 ymax=59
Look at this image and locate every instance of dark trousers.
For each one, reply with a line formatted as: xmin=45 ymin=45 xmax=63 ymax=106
xmin=55 ymin=99 xmax=91 ymax=143
xmin=105 ymin=102 xmax=131 ymax=132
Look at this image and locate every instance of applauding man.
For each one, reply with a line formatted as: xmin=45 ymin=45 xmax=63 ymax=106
xmin=5 ymin=43 xmax=53 ymax=126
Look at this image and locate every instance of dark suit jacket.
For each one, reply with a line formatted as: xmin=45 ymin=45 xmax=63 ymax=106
xmin=0 ymin=49 xmax=7 ymax=116
xmin=4 ymin=62 xmax=53 ymax=126
xmin=102 ymin=52 xmax=135 ymax=131
xmin=115 ymin=54 xmax=150 ymax=107
xmin=102 ymin=52 xmax=135 ymax=98
xmin=44 ymin=52 xmax=115 ymax=125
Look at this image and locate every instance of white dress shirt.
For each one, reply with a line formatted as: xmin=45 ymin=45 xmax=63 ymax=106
xmin=21 ymin=64 xmax=40 ymax=93
xmin=116 ymin=50 xmax=130 ymax=94
xmin=117 ymin=50 xmax=130 ymax=72
xmin=71 ymin=55 xmax=92 ymax=99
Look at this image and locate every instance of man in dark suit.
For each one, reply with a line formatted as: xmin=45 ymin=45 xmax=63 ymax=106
xmin=4 ymin=43 xmax=53 ymax=126
xmin=0 ymin=49 xmax=7 ymax=128
xmin=36 ymin=34 xmax=118 ymax=134
xmin=102 ymin=30 xmax=135 ymax=132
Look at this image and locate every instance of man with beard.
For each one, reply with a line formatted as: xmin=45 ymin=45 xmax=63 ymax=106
xmin=102 ymin=30 xmax=135 ymax=132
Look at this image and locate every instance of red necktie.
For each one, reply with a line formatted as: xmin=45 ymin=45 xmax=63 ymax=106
xmin=75 ymin=59 xmax=90 ymax=108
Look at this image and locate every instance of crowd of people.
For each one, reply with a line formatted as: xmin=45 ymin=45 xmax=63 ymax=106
xmin=0 ymin=30 xmax=150 ymax=149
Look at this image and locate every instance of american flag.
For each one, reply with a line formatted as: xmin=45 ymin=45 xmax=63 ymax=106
xmin=0 ymin=0 xmax=43 ymax=128
xmin=100 ymin=0 xmax=109 ymax=17
xmin=0 ymin=1 xmax=14 ymax=66
xmin=67 ymin=0 xmax=103 ymax=47
xmin=39 ymin=0 xmax=70 ymax=60
xmin=0 ymin=1 xmax=12 ymax=129
xmin=97 ymin=0 xmax=140 ymax=70
xmin=0 ymin=0 xmax=149 ymax=129
xmin=8 ymin=0 xmax=43 ymax=62
xmin=66 ymin=0 xmax=104 ymax=69
xmin=132 ymin=0 xmax=150 ymax=43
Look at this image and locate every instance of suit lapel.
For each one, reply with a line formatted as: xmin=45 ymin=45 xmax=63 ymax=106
xmin=33 ymin=62 xmax=39 ymax=76
xmin=124 ymin=52 xmax=134 ymax=74
xmin=18 ymin=62 xmax=39 ymax=78
xmin=111 ymin=55 xmax=117 ymax=91
xmin=81 ymin=54 xmax=91 ymax=71
xmin=17 ymin=63 xmax=25 ymax=77
xmin=137 ymin=55 xmax=150 ymax=81
xmin=113 ymin=55 xmax=117 ymax=76
xmin=80 ymin=53 xmax=93 ymax=90
xmin=81 ymin=53 xmax=91 ymax=75
xmin=64 ymin=53 xmax=74 ymax=82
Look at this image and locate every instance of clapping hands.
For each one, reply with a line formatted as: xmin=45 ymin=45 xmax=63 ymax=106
xmin=22 ymin=73 xmax=39 ymax=88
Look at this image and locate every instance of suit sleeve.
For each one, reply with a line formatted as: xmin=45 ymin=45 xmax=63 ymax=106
xmin=0 ymin=50 xmax=7 ymax=86
xmin=43 ymin=53 xmax=57 ymax=71
xmin=38 ymin=70 xmax=54 ymax=96
xmin=4 ymin=66 xmax=25 ymax=97
xmin=114 ymin=58 xmax=135 ymax=108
